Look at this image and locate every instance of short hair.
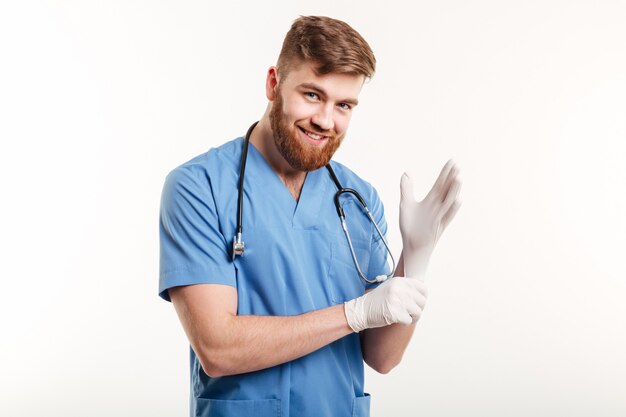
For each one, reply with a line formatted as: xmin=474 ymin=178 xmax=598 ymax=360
xmin=276 ymin=16 xmax=376 ymax=80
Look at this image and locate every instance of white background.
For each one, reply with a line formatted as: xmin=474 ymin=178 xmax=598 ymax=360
xmin=1 ymin=1 xmax=625 ymax=416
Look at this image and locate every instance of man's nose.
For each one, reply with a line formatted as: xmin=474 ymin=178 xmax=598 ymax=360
xmin=311 ymin=104 xmax=334 ymax=132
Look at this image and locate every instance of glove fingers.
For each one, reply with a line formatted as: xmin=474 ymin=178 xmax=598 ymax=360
xmin=441 ymin=200 xmax=462 ymax=230
xmin=440 ymin=177 xmax=462 ymax=219
xmin=415 ymin=291 xmax=427 ymax=310
xmin=400 ymin=173 xmax=415 ymax=202
xmin=440 ymin=165 xmax=460 ymax=203
xmin=404 ymin=279 xmax=428 ymax=307
xmin=396 ymin=311 xmax=413 ymax=325
xmin=406 ymin=302 xmax=422 ymax=321
xmin=425 ymin=159 xmax=455 ymax=202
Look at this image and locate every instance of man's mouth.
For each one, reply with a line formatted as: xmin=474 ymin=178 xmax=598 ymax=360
xmin=299 ymin=126 xmax=329 ymax=142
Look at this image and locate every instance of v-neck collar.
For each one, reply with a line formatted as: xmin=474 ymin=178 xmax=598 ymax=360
xmin=246 ymin=139 xmax=329 ymax=229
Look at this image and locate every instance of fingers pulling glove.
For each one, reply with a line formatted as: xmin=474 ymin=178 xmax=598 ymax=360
xmin=344 ymin=277 xmax=428 ymax=333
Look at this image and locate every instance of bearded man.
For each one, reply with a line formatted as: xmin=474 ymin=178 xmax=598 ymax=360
xmin=159 ymin=15 xmax=461 ymax=417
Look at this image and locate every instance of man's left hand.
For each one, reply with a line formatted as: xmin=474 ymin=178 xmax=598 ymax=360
xmin=399 ymin=159 xmax=462 ymax=279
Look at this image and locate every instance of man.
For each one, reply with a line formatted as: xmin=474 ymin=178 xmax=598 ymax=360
xmin=159 ymin=16 xmax=461 ymax=417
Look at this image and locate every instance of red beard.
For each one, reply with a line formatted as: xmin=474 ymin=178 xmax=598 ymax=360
xmin=269 ymin=89 xmax=344 ymax=171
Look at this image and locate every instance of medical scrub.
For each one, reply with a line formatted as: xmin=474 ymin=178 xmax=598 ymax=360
xmin=159 ymin=136 xmax=390 ymax=417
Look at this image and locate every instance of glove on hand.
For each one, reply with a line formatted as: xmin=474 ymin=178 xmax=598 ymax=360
xmin=399 ymin=160 xmax=462 ymax=279
xmin=344 ymin=276 xmax=428 ymax=333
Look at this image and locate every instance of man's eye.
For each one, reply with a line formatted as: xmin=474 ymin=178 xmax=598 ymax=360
xmin=305 ymin=92 xmax=319 ymax=100
xmin=338 ymin=103 xmax=351 ymax=110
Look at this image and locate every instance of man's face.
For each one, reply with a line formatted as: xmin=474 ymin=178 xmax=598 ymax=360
xmin=269 ymin=62 xmax=364 ymax=171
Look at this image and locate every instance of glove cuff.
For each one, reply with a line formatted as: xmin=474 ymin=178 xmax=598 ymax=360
xmin=344 ymin=298 xmax=366 ymax=333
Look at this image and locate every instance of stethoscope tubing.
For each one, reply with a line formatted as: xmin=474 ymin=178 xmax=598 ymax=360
xmin=233 ymin=121 xmax=395 ymax=283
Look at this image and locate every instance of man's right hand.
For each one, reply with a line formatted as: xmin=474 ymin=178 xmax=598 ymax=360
xmin=344 ymin=277 xmax=427 ymax=333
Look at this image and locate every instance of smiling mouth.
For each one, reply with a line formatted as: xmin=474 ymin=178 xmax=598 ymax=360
xmin=299 ymin=126 xmax=329 ymax=141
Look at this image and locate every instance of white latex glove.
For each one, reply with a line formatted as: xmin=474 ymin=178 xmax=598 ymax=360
xmin=400 ymin=160 xmax=462 ymax=279
xmin=344 ymin=277 xmax=428 ymax=333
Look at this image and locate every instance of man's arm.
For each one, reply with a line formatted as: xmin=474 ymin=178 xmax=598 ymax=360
xmin=360 ymin=252 xmax=420 ymax=374
xmin=170 ymin=270 xmax=424 ymax=377
xmin=169 ymin=283 xmax=352 ymax=377
xmin=361 ymin=162 xmax=462 ymax=374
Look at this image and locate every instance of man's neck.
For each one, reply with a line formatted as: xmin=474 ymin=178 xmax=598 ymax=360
xmin=249 ymin=117 xmax=307 ymax=201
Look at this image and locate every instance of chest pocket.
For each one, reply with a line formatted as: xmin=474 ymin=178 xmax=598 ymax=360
xmin=326 ymin=237 xmax=371 ymax=304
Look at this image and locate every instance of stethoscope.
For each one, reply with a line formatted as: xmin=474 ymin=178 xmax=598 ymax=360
xmin=232 ymin=121 xmax=395 ymax=284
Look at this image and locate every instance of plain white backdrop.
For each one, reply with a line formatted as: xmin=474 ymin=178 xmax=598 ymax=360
xmin=1 ymin=1 xmax=625 ymax=416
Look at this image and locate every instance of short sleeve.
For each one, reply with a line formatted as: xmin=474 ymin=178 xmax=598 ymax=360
xmin=365 ymin=187 xmax=391 ymax=290
xmin=159 ymin=166 xmax=236 ymax=301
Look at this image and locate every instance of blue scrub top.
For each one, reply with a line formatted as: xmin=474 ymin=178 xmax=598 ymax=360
xmin=159 ymin=137 xmax=390 ymax=417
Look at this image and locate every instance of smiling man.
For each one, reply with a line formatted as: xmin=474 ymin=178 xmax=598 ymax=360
xmin=255 ymin=61 xmax=362 ymax=199
xmin=159 ymin=15 xmax=461 ymax=417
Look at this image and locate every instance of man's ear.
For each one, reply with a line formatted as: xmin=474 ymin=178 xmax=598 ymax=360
xmin=266 ymin=66 xmax=279 ymax=101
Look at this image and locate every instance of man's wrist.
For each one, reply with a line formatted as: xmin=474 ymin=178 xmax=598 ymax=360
xmin=401 ymin=250 xmax=430 ymax=280
xmin=344 ymin=298 xmax=365 ymax=333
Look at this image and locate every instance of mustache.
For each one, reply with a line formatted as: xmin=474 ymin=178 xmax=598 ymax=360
xmin=298 ymin=124 xmax=338 ymax=139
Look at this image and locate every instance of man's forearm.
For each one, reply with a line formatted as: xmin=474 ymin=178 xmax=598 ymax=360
xmin=201 ymin=304 xmax=352 ymax=377
xmin=361 ymin=252 xmax=419 ymax=373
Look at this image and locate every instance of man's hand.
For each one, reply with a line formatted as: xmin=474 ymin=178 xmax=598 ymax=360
xmin=399 ymin=160 xmax=462 ymax=279
xmin=344 ymin=277 xmax=428 ymax=333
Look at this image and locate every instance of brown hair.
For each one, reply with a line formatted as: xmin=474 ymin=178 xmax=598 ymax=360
xmin=276 ymin=16 xmax=376 ymax=80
